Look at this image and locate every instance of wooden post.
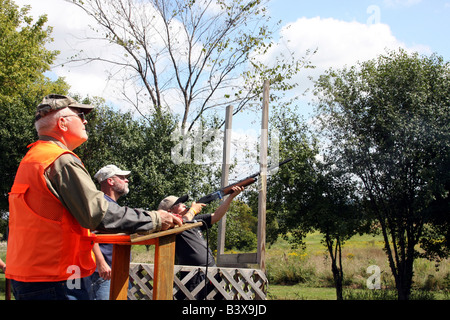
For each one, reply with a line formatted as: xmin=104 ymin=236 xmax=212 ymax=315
xmin=153 ymin=234 xmax=177 ymax=300
xmin=217 ymin=105 xmax=233 ymax=256
xmin=97 ymin=223 xmax=202 ymax=300
xmin=257 ymin=80 xmax=269 ymax=272
xmin=109 ymin=244 xmax=131 ymax=300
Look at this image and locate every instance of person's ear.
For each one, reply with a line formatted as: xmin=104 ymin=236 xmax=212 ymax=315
xmin=58 ymin=117 xmax=68 ymax=132
xmin=106 ymin=177 xmax=115 ymax=186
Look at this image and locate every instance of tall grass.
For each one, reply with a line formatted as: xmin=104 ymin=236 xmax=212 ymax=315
xmin=265 ymin=232 xmax=449 ymax=299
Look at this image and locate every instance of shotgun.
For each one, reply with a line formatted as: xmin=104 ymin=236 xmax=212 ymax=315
xmin=196 ymin=158 xmax=293 ymax=204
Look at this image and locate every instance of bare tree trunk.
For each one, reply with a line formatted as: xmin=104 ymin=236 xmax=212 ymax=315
xmin=325 ymin=234 xmax=344 ymax=300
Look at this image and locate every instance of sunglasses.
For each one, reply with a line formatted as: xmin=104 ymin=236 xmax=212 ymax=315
xmin=62 ymin=112 xmax=86 ymax=122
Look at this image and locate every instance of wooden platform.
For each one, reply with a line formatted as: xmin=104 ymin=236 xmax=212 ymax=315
xmin=94 ymin=222 xmax=202 ymax=300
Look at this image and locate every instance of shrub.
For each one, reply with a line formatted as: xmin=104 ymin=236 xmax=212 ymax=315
xmin=267 ymin=252 xmax=316 ymax=285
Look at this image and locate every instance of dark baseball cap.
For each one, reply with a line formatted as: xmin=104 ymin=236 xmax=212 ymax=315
xmin=35 ymin=94 xmax=94 ymax=121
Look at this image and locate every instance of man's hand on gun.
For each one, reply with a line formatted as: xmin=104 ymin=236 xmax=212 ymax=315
xmin=173 ymin=202 xmax=206 ymax=223
xmin=228 ymin=185 xmax=244 ymax=198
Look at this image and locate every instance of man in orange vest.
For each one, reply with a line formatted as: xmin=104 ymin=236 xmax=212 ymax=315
xmin=6 ymin=94 xmax=182 ymax=300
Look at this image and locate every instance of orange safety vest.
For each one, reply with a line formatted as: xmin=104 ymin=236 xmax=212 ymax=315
xmin=6 ymin=140 xmax=96 ymax=282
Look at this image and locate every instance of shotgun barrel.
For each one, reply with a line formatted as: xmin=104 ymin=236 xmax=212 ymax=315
xmin=196 ymin=158 xmax=293 ymax=204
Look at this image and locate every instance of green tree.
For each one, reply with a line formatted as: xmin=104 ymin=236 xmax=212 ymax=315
xmin=76 ymin=98 xmax=212 ymax=211
xmin=0 ymin=0 xmax=69 ymax=217
xmin=267 ymin=108 xmax=364 ymax=300
xmin=314 ymin=49 xmax=450 ymax=300
xmin=208 ymin=200 xmax=257 ymax=251
xmin=0 ymin=0 xmax=59 ymax=103
xmin=300 ymin=163 xmax=363 ymax=300
xmin=264 ymin=107 xmax=319 ymax=245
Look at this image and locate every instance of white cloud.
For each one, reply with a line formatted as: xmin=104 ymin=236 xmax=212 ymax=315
xmin=14 ymin=1 xmax=432 ymax=117
xmin=283 ymin=17 xmax=402 ymax=68
xmin=258 ymin=16 xmax=430 ymax=104
xmin=15 ymin=0 xmax=134 ymax=108
xmin=15 ymin=0 xmax=215 ymax=114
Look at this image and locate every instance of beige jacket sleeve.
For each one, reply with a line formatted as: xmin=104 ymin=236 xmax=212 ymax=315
xmin=45 ymin=151 xmax=162 ymax=233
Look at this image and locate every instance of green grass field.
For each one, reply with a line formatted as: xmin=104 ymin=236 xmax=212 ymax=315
xmin=264 ymin=232 xmax=449 ymax=300
xmin=130 ymin=231 xmax=449 ymax=300
xmin=268 ymin=284 xmax=337 ymax=300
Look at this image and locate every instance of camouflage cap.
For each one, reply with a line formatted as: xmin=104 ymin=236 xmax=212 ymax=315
xmin=35 ymin=94 xmax=94 ymax=121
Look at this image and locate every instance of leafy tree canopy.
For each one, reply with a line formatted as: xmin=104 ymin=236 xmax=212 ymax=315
xmin=313 ymin=48 xmax=450 ymax=299
xmin=0 ymin=0 xmax=69 ymax=215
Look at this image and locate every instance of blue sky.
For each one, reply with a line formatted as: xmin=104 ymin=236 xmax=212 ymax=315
xmin=13 ymin=0 xmax=449 ymax=171
xmin=15 ymin=0 xmax=450 ymax=148
xmin=231 ymin=0 xmax=450 ymax=128
xmin=16 ymin=0 xmax=449 ymax=116
xmin=268 ymin=0 xmax=449 ymax=58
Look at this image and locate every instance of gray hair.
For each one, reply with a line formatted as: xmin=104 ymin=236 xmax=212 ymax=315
xmin=34 ymin=107 xmax=74 ymax=134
